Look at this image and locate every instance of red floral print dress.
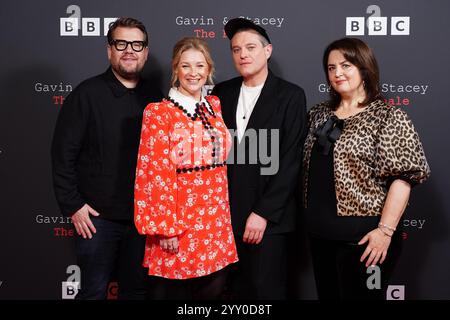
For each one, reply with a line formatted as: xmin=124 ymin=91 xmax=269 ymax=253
xmin=134 ymin=91 xmax=238 ymax=279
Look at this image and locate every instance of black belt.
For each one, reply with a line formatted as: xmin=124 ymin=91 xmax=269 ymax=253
xmin=176 ymin=161 xmax=226 ymax=174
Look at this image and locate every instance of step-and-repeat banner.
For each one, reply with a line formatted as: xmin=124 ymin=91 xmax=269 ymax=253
xmin=0 ymin=0 xmax=449 ymax=299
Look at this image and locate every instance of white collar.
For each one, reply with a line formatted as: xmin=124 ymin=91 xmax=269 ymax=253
xmin=168 ymin=87 xmax=207 ymax=114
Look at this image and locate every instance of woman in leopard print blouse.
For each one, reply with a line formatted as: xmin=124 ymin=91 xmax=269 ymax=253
xmin=302 ymin=38 xmax=430 ymax=300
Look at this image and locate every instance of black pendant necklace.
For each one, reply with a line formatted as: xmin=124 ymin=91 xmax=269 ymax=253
xmin=240 ymin=84 xmax=261 ymax=120
xmin=240 ymin=87 xmax=249 ymax=120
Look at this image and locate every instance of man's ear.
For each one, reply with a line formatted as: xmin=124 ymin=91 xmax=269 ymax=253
xmin=143 ymin=47 xmax=149 ymax=62
xmin=265 ymin=44 xmax=273 ymax=60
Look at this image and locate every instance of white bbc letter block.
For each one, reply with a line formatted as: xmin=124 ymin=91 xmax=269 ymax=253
xmin=346 ymin=17 xmax=365 ymax=35
xmin=60 ymin=18 xmax=78 ymax=36
xmin=82 ymin=18 xmax=100 ymax=36
xmin=62 ymin=282 xmax=79 ymax=299
xmin=368 ymin=17 xmax=387 ymax=35
xmin=104 ymin=18 xmax=118 ymax=36
xmin=391 ymin=17 xmax=410 ymax=35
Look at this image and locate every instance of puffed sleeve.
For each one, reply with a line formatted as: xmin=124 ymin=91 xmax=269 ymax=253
xmin=206 ymin=95 xmax=221 ymax=113
xmin=375 ymin=106 xmax=430 ymax=186
xmin=134 ymin=102 xmax=188 ymax=237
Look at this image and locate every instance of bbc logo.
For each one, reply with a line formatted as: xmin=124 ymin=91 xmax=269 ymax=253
xmin=62 ymin=281 xmax=79 ymax=299
xmin=60 ymin=18 xmax=117 ymax=36
xmin=346 ymin=17 xmax=410 ymax=36
xmin=61 ymin=281 xmax=117 ymax=299
xmin=386 ymin=285 xmax=405 ymax=300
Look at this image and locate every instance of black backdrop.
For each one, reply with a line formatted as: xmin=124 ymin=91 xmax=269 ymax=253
xmin=0 ymin=0 xmax=449 ymax=299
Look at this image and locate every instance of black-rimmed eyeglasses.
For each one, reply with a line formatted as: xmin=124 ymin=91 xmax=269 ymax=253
xmin=110 ymin=39 xmax=147 ymax=52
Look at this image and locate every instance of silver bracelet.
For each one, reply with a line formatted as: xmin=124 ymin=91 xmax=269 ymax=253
xmin=379 ymin=222 xmax=396 ymax=232
xmin=378 ymin=226 xmax=393 ymax=237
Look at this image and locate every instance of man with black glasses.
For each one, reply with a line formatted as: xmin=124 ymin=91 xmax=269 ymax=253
xmin=51 ymin=17 xmax=162 ymax=299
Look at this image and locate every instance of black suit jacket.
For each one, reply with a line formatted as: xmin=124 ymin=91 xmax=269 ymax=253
xmin=212 ymin=71 xmax=307 ymax=235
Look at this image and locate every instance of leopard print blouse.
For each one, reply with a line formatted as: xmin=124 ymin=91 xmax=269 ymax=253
xmin=302 ymin=99 xmax=430 ymax=216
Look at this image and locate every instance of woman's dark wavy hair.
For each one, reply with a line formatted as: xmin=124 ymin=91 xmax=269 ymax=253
xmin=323 ymin=37 xmax=383 ymax=110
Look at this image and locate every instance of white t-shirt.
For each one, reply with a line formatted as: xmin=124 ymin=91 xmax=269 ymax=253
xmin=236 ymin=82 xmax=264 ymax=142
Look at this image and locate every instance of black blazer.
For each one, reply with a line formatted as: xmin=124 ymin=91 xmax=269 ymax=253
xmin=51 ymin=68 xmax=163 ymax=219
xmin=212 ymin=71 xmax=307 ymax=235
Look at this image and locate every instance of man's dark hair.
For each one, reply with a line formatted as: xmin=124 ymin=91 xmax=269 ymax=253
xmin=107 ymin=17 xmax=148 ymax=46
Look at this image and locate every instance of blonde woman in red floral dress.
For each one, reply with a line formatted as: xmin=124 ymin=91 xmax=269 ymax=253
xmin=134 ymin=37 xmax=238 ymax=299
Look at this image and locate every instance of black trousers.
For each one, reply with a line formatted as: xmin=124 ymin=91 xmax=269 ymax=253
xmin=75 ymin=217 xmax=147 ymax=300
xmin=308 ymin=233 xmax=402 ymax=300
xmin=228 ymin=234 xmax=289 ymax=300
xmin=146 ymin=267 xmax=229 ymax=300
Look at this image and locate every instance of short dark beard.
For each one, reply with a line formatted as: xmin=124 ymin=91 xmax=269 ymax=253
xmin=115 ymin=65 xmax=140 ymax=80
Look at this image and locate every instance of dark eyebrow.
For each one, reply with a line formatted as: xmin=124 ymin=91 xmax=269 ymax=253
xmin=232 ymin=42 xmax=258 ymax=49
xmin=328 ymin=60 xmax=348 ymax=66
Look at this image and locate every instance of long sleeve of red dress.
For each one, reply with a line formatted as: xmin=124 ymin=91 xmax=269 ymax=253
xmin=134 ymin=102 xmax=189 ymax=237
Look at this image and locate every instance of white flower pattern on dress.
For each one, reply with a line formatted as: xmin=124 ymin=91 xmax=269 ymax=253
xmin=134 ymin=95 xmax=238 ymax=279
